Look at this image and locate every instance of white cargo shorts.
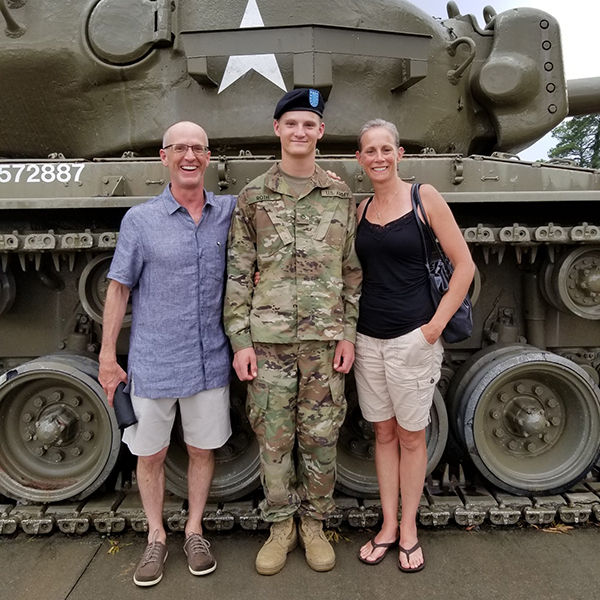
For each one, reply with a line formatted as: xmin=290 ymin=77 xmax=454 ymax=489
xmin=353 ymin=328 xmax=443 ymax=431
xmin=122 ymin=380 xmax=232 ymax=456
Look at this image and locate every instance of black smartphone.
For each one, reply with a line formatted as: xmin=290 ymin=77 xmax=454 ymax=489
xmin=113 ymin=381 xmax=138 ymax=430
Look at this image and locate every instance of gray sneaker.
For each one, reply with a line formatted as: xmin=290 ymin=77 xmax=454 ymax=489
xmin=133 ymin=533 xmax=168 ymax=587
xmin=183 ymin=533 xmax=217 ymax=576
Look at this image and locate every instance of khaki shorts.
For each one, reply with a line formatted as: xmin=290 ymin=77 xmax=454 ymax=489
xmin=122 ymin=381 xmax=232 ymax=456
xmin=353 ymin=328 xmax=443 ymax=431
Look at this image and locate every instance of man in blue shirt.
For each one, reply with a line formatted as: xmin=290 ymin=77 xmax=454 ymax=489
xmin=99 ymin=121 xmax=236 ymax=587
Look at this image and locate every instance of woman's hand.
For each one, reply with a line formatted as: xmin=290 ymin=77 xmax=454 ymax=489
xmin=420 ymin=322 xmax=442 ymax=345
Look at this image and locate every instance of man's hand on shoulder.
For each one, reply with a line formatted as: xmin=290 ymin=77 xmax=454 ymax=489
xmin=333 ymin=340 xmax=355 ymax=373
xmin=233 ymin=347 xmax=258 ymax=381
xmin=98 ymin=354 xmax=128 ymax=407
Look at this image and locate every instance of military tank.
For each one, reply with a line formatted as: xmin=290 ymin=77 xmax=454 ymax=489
xmin=2 ymin=0 xmax=600 ymax=525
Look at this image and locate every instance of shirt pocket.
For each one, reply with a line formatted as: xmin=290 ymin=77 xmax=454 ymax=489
xmin=256 ymin=201 xmax=294 ymax=258
xmin=314 ymin=199 xmax=347 ymax=251
xmin=208 ymin=242 xmax=226 ymax=281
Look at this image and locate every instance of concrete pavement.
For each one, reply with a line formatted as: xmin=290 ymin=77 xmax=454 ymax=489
xmin=1 ymin=525 xmax=599 ymax=600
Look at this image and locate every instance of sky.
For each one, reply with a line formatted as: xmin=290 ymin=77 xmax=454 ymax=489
xmin=418 ymin=0 xmax=600 ymax=160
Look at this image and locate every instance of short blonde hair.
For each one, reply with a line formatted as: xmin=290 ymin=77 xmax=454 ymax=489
xmin=357 ymin=119 xmax=400 ymax=151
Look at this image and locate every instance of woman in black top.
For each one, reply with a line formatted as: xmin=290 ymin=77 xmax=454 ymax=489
xmin=354 ymin=120 xmax=474 ymax=571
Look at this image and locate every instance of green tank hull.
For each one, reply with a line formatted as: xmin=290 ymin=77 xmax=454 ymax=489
xmin=1 ymin=0 xmax=600 ymax=505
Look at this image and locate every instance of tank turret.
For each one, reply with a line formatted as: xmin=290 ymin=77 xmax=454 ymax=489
xmin=0 ymin=0 xmax=586 ymax=158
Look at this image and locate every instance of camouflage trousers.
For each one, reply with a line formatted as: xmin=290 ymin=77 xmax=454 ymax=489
xmin=247 ymin=341 xmax=347 ymax=522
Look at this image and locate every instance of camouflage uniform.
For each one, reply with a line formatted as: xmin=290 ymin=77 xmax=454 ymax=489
xmin=224 ymin=163 xmax=362 ymax=521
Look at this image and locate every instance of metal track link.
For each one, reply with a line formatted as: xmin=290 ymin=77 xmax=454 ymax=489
xmin=2 ymin=480 xmax=600 ymax=535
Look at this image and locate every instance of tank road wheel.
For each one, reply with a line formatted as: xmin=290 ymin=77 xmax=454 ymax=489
xmin=78 ymin=254 xmax=132 ymax=326
xmin=164 ymin=378 xmax=261 ymax=502
xmin=447 ymin=344 xmax=536 ymax=444
xmin=469 ymin=265 xmax=482 ymax=307
xmin=541 ymin=247 xmax=600 ymax=319
xmin=451 ymin=346 xmax=600 ymax=494
xmin=0 ymin=355 xmax=121 ymax=503
xmin=336 ymin=373 xmax=448 ymax=498
xmin=426 ymin=389 xmax=449 ymax=476
xmin=539 ymin=261 xmax=562 ymax=310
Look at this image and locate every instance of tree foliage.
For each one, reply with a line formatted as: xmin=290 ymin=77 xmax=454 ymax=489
xmin=548 ymin=115 xmax=600 ymax=168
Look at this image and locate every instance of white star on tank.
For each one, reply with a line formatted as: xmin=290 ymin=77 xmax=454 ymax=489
xmin=218 ymin=0 xmax=287 ymax=93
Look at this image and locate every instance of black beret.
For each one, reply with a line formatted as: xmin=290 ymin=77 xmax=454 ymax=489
xmin=273 ymin=88 xmax=324 ymax=120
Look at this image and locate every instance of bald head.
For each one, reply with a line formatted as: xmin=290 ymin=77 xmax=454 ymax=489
xmin=162 ymin=121 xmax=209 ymax=148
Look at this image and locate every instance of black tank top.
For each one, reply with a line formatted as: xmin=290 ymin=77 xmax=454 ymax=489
xmin=356 ymin=195 xmax=437 ymax=339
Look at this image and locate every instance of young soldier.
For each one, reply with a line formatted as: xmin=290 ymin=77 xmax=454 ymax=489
xmin=224 ymin=89 xmax=362 ymax=575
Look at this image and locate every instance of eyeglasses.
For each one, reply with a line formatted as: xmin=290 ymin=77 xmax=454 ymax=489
xmin=163 ymin=144 xmax=210 ymax=156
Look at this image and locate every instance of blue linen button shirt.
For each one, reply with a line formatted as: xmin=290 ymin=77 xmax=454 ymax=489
xmin=108 ymin=185 xmax=237 ymax=399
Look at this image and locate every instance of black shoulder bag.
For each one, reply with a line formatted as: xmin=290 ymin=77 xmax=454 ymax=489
xmin=411 ymin=183 xmax=473 ymax=343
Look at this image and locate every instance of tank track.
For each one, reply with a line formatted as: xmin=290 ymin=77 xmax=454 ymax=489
xmin=2 ymin=477 xmax=599 ymax=536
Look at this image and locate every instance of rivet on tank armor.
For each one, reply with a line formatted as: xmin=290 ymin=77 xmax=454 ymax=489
xmin=51 ymin=451 xmax=64 ymax=463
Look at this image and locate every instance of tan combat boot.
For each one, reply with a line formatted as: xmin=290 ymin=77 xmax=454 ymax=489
xmin=255 ymin=517 xmax=298 ymax=575
xmin=298 ymin=516 xmax=335 ymax=572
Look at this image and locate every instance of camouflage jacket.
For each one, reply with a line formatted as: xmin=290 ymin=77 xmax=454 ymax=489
xmin=224 ymin=163 xmax=362 ymax=352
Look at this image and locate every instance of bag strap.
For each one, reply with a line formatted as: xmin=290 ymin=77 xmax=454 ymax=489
xmin=411 ymin=184 xmax=432 ymax=269
xmin=359 ymin=196 xmax=374 ymax=224
xmin=411 ymin=183 xmax=453 ymax=274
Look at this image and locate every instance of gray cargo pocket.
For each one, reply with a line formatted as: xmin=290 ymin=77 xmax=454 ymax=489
xmin=247 ymin=379 xmax=269 ymax=435
xmin=329 ymin=374 xmax=347 ymax=432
